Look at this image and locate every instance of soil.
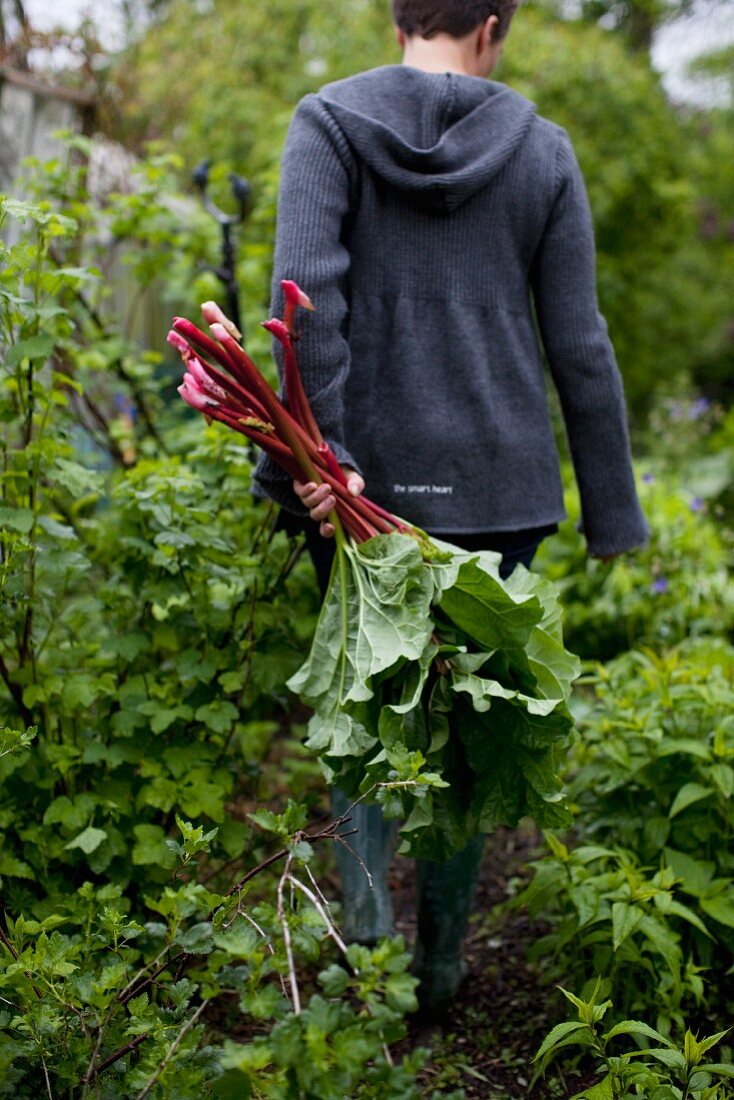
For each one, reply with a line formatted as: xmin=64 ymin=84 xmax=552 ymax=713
xmin=389 ymin=824 xmax=596 ymax=1099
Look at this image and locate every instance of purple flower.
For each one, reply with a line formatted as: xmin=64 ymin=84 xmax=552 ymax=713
xmin=688 ymin=398 xmax=710 ymax=420
xmin=689 ymin=496 xmax=705 ymax=513
xmin=642 ymin=473 xmax=655 ymax=485
xmin=651 ymin=576 xmax=669 ymax=595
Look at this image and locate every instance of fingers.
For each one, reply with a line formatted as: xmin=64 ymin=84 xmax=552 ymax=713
xmin=320 ymin=520 xmax=335 ymax=539
xmin=293 ymin=480 xmax=337 ymax=524
xmin=347 ymin=472 xmax=365 ymax=497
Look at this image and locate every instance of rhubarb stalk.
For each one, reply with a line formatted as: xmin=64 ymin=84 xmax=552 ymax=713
xmin=171 ymin=280 xmax=415 ymax=547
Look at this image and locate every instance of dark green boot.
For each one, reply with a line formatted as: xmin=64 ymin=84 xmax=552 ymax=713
xmin=413 ymin=835 xmax=485 ymax=1011
xmin=331 ymin=789 xmax=397 ymax=945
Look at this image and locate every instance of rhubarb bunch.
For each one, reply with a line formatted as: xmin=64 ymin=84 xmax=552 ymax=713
xmin=171 ymin=285 xmax=580 ymax=859
xmin=170 ymin=285 xmax=413 ymax=546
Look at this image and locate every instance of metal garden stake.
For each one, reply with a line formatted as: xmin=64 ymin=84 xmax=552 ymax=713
xmin=192 ymin=159 xmax=252 ymax=337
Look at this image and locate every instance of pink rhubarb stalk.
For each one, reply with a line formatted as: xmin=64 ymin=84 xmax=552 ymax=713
xmin=262 ymin=317 xmax=323 ymax=446
xmin=173 ymin=288 xmax=415 ymax=545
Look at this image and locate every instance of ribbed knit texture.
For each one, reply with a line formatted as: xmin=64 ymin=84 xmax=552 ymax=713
xmin=255 ymin=65 xmax=650 ymax=557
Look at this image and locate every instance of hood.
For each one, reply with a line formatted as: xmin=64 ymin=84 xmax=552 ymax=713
xmin=319 ymin=65 xmax=536 ymax=215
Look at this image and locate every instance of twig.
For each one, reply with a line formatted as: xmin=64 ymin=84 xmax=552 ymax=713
xmin=0 ymin=917 xmax=43 ymax=999
xmin=224 ymin=847 xmax=290 ymax=898
xmin=88 ymin=1033 xmax=148 ymax=1080
xmin=288 ymin=874 xmax=349 ymax=957
xmin=134 ymin=1003 xmax=207 ymax=1100
xmin=40 ymin=1050 xmax=54 ymax=1100
xmin=277 ymin=855 xmax=300 ymax=1015
xmin=223 ymin=819 xmax=358 ymax=899
xmin=0 ymin=651 xmax=34 ymax=726
xmin=0 ymin=921 xmax=19 ymax=960
xmin=117 ymin=945 xmax=172 ymax=1006
xmin=118 ymin=951 xmax=185 ymax=1006
xmin=333 ymin=835 xmax=374 ymax=892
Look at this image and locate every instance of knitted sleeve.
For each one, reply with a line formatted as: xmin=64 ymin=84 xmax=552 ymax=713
xmin=530 ymin=130 xmax=650 ymax=557
xmin=253 ymin=94 xmax=360 ymax=514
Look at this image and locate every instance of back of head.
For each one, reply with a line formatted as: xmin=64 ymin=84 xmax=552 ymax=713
xmin=391 ymin=0 xmax=519 ymax=40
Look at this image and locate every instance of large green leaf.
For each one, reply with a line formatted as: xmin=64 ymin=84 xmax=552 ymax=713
xmin=290 ymin=532 xmax=579 ymax=858
xmin=289 ymin=535 xmax=433 ymax=708
xmin=438 ymin=556 xmax=544 ymax=651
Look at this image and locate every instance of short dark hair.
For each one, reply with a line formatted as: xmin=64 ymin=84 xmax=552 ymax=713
xmin=392 ymin=0 xmax=518 ymax=40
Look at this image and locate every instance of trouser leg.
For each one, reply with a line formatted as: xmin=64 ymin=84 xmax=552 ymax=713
xmin=413 ymin=835 xmax=485 ymax=1008
xmin=331 ymin=788 xmax=397 ymax=944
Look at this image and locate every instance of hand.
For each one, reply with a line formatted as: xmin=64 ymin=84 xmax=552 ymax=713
xmin=294 ymin=467 xmax=364 ymax=538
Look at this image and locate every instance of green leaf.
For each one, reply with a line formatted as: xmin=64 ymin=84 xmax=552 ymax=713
xmin=612 ymin=901 xmax=644 ymax=951
xmin=669 ymin=782 xmax=713 ymax=818
xmin=439 ymin=556 xmax=544 ymax=651
xmin=569 ymin=1076 xmax=614 ymax=1100
xmin=5 ymin=334 xmax=55 ymax=367
xmin=195 ymin=701 xmax=239 ymax=734
xmin=709 ymin=764 xmax=734 ymax=799
xmin=318 ymin=965 xmax=350 ymax=998
xmin=703 ymin=1064 xmax=734 ymax=1078
xmin=604 ymin=1020 xmax=674 ymax=1047
xmin=0 ymin=855 xmax=35 ymax=879
xmin=663 ymin=849 xmax=715 ymax=897
xmin=534 ymin=1020 xmax=591 ymax=1061
xmin=700 ymin=891 xmax=734 ymax=929
xmin=132 ymin=824 xmax=176 ymax=868
xmin=37 ymin=515 xmax=76 ymax=541
xmin=289 ymin=535 xmax=434 ymax=708
xmin=645 ymin=1047 xmax=687 ymax=1072
xmin=0 ymin=507 xmax=34 ymax=534
xmin=695 ymin=1029 xmax=730 ymax=1057
xmin=64 ymin=826 xmax=107 ymax=855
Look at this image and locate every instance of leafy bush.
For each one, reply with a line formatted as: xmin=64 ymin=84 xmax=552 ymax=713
xmin=514 ymin=836 xmax=707 ymax=1030
xmin=514 ymin=640 xmax=734 ymax=1036
xmin=534 ymin=982 xmax=734 ymax=1099
xmin=570 ymin=643 xmax=734 ymax=965
xmin=1 ymin=806 xmax=424 ymax=1097
xmin=537 ymin=472 xmax=734 ymax=660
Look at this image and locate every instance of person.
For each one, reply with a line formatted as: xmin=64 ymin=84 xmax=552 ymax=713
xmin=254 ymin=0 xmax=649 ymax=1013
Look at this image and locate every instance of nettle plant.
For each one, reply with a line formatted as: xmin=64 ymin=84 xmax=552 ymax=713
xmin=514 ymin=835 xmax=708 ymax=1032
xmin=514 ymin=641 xmax=734 ymax=1033
xmin=570 ymin=643 xmax=734 ymax=966
xmin=534 ymin=982 xmax=734 ymax=1100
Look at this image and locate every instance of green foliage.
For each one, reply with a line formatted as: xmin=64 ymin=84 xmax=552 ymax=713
xmin=0 ymin=811 xmax=423 ymax=1097
xmin=290 ymin=536 xmax=579 ymax=860
xmin=217 ymin=939 xmax=424 ymax=1099
xmin=514 ymin=639 xmax=734 ymax=1036
xmin=0 ymin=155 xmax=318 ymax=903
xmin=534 ymin=981 xmax=734 ymax=1099
xmin=537 ymin=465 xmax=734 ymax=659
xmin=570 ymin=644 xmax=734 ymax=960
xmin=534 ymin=985 xmax=734 ymax=1095
xmin=515 ymin=837 xmax=708 ymax=1029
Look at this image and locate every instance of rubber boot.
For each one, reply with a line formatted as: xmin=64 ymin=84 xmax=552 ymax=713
xmin=413 ymin=835 xmax=485 ymax=1012
xmin=331 ymin=789 xmax=397 ymax=944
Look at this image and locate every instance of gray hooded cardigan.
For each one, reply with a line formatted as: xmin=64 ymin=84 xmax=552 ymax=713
xmin=254 ymin=65 xmax=650 ymax=557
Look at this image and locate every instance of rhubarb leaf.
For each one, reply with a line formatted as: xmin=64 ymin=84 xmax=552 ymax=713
xmin=288 ymin=534 xmax=433 ymax=709
xmin=290 ymin=532 xmax=579 ymax=859
xmin=439 ymin=556 xmax=544 ymax=651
